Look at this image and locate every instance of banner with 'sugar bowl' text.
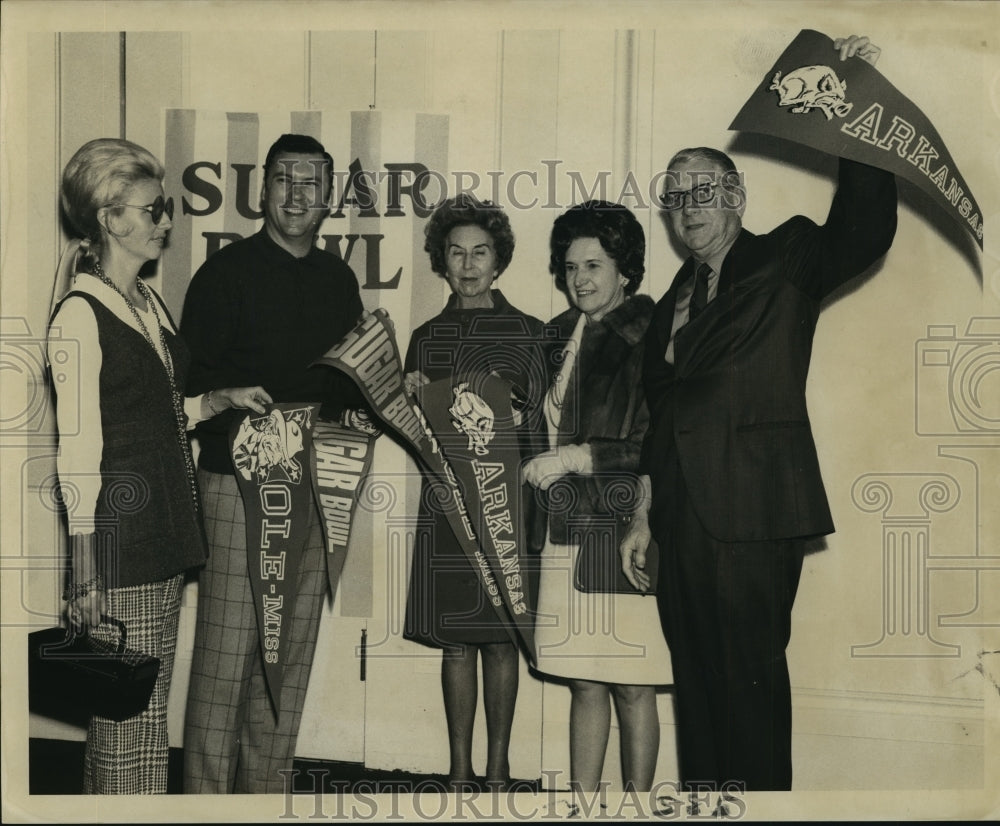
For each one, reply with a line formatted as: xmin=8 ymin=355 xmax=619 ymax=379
xmin=314 ymin=309 xmax=537 ymax=661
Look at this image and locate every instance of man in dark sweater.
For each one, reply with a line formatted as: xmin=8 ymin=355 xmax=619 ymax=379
xmin=179 ymin=133 xmax=365 ymax=793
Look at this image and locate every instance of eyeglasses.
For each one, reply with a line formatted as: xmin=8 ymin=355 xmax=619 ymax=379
xmin=659 ymin=182 xmax=720 ymax=211
xmin=104 ymin=195 xmax=174 ymax=224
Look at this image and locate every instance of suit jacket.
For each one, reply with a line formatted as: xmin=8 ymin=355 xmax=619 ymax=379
xmin=546 ymin=294 xmax=654 ymax=544
xmin=640 ymin=159 xmax=897 ymax=543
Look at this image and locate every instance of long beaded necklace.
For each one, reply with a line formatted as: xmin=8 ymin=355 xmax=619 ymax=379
xmin=92 ymin=262 xmax=200 ymax=515
xmin=548 ymin=318 xmax=584 ymax=412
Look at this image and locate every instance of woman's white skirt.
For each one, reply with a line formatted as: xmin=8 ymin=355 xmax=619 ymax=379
xmin=533 ymin=539 xmax=673 ymax=685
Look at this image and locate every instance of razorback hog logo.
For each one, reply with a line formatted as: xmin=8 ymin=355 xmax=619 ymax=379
xmin=769 ymin=65 xmax=853 ymax=120
xmin=449 ymin=382 xmax=495 ymax=456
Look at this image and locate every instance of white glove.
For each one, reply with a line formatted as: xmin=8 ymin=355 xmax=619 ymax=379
xmin=403 ymin=370 xmax=429 ymax=396
xmin=521 ymin=444 xmax=592 ymax=491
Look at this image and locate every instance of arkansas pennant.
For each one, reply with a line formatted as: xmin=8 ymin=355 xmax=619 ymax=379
xmin=313 ymin=309 xmax=538 ymax=661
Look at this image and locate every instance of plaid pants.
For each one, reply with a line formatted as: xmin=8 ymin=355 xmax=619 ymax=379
xmin=83 ymin=574 xmax=184 ymax=794
xmin=182 ymin=470 xmax=328 ymax=794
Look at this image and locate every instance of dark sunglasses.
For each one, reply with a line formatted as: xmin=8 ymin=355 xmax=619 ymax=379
xmin=105 ymin=195 xmax=174 ymax=224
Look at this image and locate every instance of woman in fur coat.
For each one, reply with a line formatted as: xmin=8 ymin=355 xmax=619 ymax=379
xmin=523 ymin=201 xmax=672 ymax=796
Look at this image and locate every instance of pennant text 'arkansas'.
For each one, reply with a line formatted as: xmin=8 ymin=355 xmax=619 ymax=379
xmin=730 ymin=29 xmax=983 ymax=250
xmin=313 ymin=310 xmax=537 ymax=660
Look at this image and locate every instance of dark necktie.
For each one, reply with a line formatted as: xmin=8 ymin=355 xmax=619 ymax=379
xmin=689 ymin=262 xmax=711 ymax=320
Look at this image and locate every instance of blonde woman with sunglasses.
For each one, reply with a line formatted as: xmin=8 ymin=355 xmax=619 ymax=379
xmin=48 ymin=138 xmax=268 ymax=794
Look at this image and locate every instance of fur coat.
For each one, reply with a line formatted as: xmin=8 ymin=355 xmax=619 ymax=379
xmin=544 ymin=293 xmax=654 ymax=544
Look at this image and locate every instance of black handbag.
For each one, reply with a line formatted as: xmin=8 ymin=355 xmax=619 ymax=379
xmin=28 ymin=616 xmax=161 ymax=722
xmin=573 ymin=517 xmax=659 ymax=595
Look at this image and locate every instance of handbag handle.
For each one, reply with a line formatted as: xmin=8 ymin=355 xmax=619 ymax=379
xmin=62 ymin=615 xmax=129 ymax=650
xmin=99 ymin=614 xmax=129 ymax=653
xmin=38 ymin=614 xmax=130 ymax=658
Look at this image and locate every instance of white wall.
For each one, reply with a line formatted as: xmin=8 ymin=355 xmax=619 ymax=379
xmin=3 ymin=0 xmax=998 ymax=815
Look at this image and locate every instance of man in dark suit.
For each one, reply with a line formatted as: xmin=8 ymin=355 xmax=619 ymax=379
xmin=619 ymin=35 xmax=897 ymax=791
